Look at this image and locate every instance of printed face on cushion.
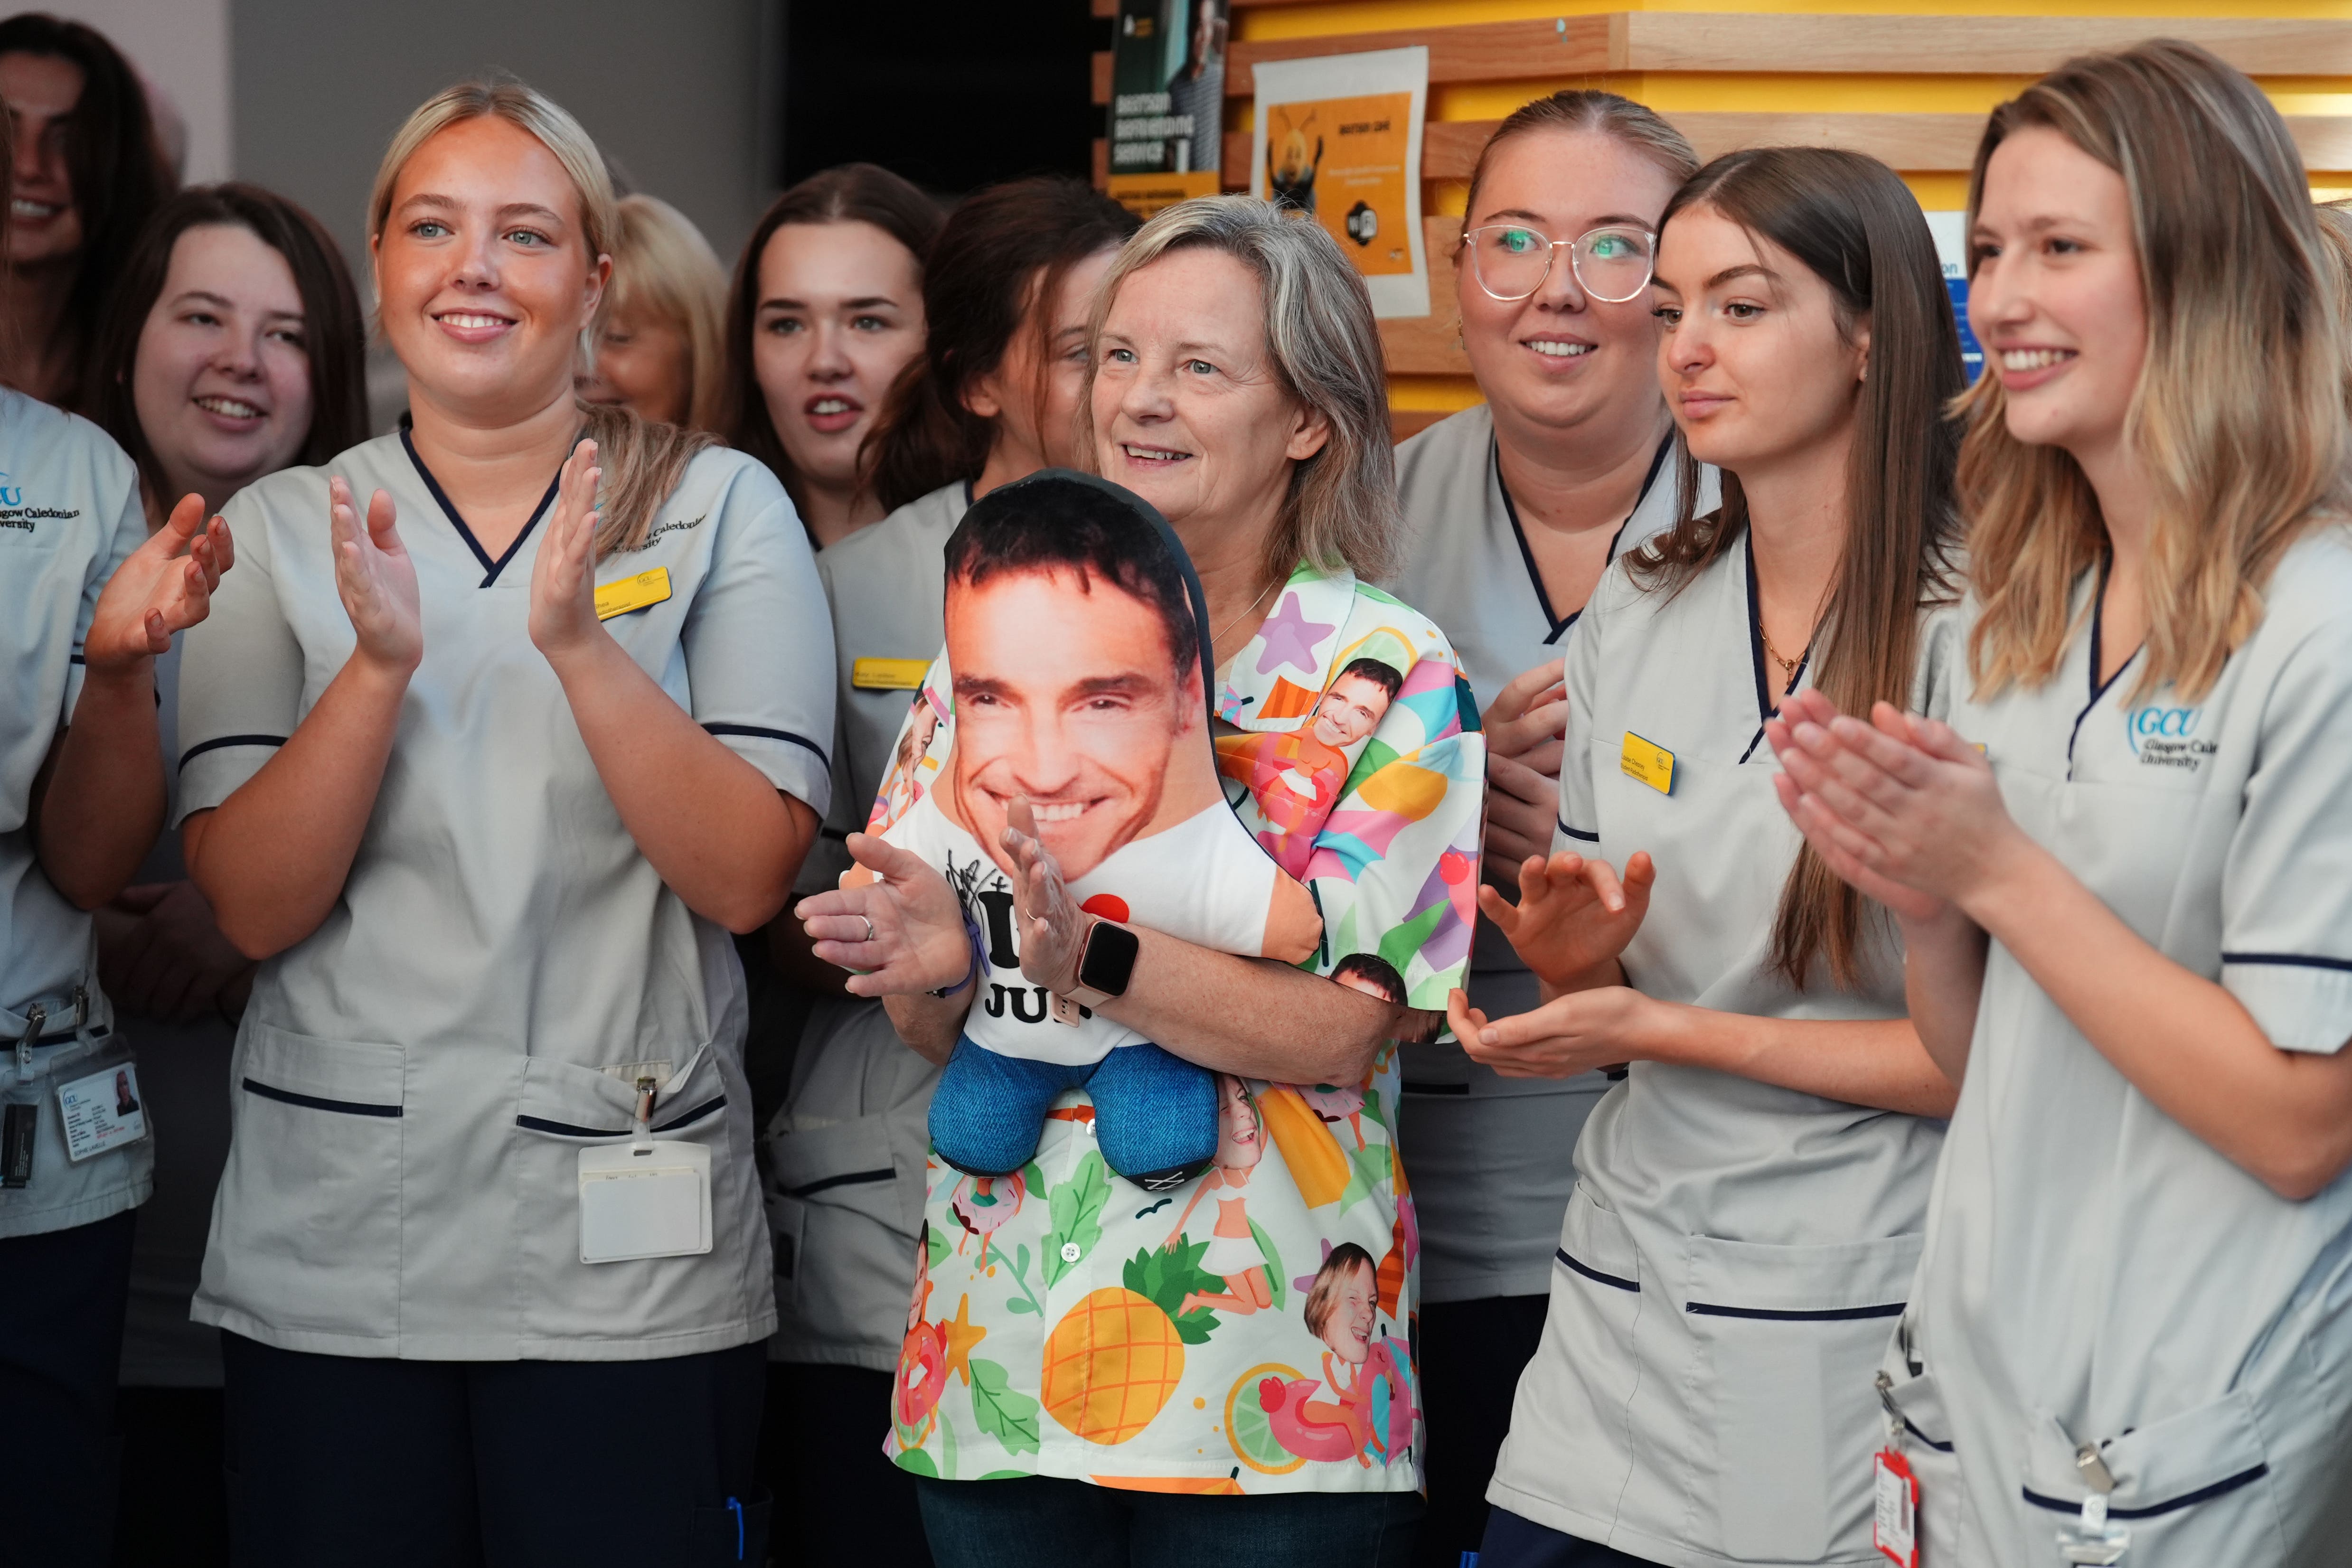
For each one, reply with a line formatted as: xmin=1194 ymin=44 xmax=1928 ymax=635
xmin=942 ymin=564 xmax=1218 ymax=883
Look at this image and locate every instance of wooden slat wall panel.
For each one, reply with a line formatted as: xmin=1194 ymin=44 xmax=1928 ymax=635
xmin=1622 ymin=11 xmax=2352 ymax=76
xmin=1143 ymin=111 xmax=2352 ymax=195
xmin=1090 ymin=14 xmax=2352 ymax=104
xmin=1377 ymin=216 xmax=1468 ymax=376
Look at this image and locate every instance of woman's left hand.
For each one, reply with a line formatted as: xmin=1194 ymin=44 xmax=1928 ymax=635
xmin=1002 ymin=798 xmax=1089 ymax=996
xmin=527 ymin=439 xmax=608 ymax=660
xmin=1449 ymin=986 xmax=1652 ymax=1078
xmin=1765 ymin=689 xmax=2029 ymax=919
xmin=85 ymin=493 xmax=234 ymax=670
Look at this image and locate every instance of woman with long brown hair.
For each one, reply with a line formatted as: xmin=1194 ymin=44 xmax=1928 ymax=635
xmin=0 ymin=13 xmax=174 ymax=409
xmin=172 ymin=77 xmax=831 ymax=1564
xmin=1454 ymin=146 xmax=1965 ymax=1567
xmin=723 ymin=163 xmax=940 ymax=544
xmin=1773 ymin=42 xmax=2352 ymax=1565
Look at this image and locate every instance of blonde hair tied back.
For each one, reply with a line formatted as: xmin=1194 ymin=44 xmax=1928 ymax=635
xmin=368 ymin=75 xmax=714 ymax=558
xmin=1957 ymin=39 xmax=2351 ymax=704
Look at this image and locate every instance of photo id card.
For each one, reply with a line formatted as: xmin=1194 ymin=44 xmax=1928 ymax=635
xmin=56 ymin=1062 xmax=149 ymax=1164
xmin=578 ymin=1139 xmax=712 ymax=1263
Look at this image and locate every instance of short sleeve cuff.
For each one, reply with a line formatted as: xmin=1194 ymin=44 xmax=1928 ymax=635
xmin=174 ymin=736 xmax=287 ymax=825
xmin=2221 ymin=957 xmax=2352 ymax=1054
xmin=62 ymin=656 xmax=85 ymax=723
xmin=703 ymin=724 xmax=832 ymax=818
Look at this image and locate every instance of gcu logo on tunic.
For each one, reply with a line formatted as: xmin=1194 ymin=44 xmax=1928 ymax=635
xmin=2128 ymin=704 xmax=2213 ymax=770
xmin=0 ymin=471 xmax=21 ymax=507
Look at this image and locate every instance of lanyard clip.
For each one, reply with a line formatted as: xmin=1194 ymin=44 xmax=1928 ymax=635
xmin=2056 ymin=1432 xmax=2129 ymax=1564
xmin=1874 ymin=1370 xmax=1905 ymax=1452
xmin=632 ymin=1075 xmax=658 ymax=1151
xmin=17 ymin=1003 xmax=46 ymax=1077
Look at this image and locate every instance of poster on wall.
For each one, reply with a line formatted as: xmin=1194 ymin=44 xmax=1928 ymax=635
xmin=1923 ymin=211 xmax=1986 ymax=382
xmin=1107 ymin=0 xmax=1230 ymax=220
xmin=1250 ymin=46 xmax=1429 ymax=319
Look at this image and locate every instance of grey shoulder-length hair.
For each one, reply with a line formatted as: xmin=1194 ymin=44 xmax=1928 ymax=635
xmin=1082 ymin=196 xmax=1399 ymax=584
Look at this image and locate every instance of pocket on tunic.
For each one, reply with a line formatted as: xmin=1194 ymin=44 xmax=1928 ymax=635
xmin=766 ymin=1110 xmax=938 ymax=1354
xmin=207 ymin=1023 xmax=406 ymax=1335
xmin=511 ymin=1047 xmax=743 ymax=1342
xmin=1683 ymin=1229 xmax=1922 ymax=1563
xmin=2021 ymin=1393 xmax=2287 ymax=1568
xmin=1499 ymin=1181 xmax=1646 ymax=1494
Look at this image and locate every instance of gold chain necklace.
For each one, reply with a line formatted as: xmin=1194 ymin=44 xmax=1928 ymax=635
xmin=1760 ymin=625 xmax=1809 ymax=683
xmin=1210 ymin=576 xmax=1279 ymax=657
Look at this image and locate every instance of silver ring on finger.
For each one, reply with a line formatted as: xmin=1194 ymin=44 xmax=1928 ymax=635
xmin=860 ymin=914 xmax=877 ymax=944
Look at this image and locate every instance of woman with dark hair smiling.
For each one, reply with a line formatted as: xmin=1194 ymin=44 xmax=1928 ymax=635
xmin=0 ymin=13 xmax=174 ymax=410
xmin=1457 ymin=147 xmax=1967 ymax=1568
xmin=85 ymin=179 xmax=366 ymax=1564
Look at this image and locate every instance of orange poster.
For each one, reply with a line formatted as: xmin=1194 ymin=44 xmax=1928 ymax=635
xmin=1251 ymin=47 xmax=1429 ymax=318
xmin=1261 ymin=93 xmax=1413 ymax=277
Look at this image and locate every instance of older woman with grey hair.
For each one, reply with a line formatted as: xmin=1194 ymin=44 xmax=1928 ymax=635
xmin=796 ymin=196 xmax=1486 ymax=1565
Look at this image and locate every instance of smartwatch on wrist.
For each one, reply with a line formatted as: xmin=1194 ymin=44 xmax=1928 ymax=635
xmin=1062 ymin=918 xmax=1140 ymax=1009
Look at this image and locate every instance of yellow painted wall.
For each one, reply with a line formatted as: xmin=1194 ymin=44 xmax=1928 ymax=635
xmin=1225 ymin=0 xmax=2352 ymax=416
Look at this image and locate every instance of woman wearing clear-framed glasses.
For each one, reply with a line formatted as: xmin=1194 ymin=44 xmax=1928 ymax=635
xmin=1386 ymin=91 xmax=1717 ymax=1568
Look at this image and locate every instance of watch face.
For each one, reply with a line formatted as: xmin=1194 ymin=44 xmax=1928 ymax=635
xmin=1078 ymin=920 xmax=1142 ymax=998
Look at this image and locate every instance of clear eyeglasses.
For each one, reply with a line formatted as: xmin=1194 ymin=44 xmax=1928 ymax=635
xmin=1461 ymin=223 xmax=1659 ymax=304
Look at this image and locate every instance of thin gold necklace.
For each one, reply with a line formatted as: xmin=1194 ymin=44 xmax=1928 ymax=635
xmin=1210 ymin=575 xmax=1279 ymax=657
xmin=1760 ymin=625 xmax=1809 ymax=684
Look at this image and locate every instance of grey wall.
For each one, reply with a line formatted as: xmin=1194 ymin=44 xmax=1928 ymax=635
xmin=230 ymin=0 xmax=782 ymax=423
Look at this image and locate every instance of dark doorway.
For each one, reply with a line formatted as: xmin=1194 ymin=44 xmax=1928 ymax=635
xmin=781 ymin=0 xmax=1103 ymax=196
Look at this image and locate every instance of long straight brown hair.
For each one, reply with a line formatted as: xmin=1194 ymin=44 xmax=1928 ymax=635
xmin=1630 ymin=147 xmax=1964 ymax=989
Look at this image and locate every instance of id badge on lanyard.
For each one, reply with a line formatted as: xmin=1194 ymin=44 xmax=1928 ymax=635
xmin=3 ymin=988 xmax=143 ymax=1188
xmin=1872 ymin=1372 xmax=1920 ymax=1568
xmin=577 ymin=1074 xmax=713 ymax=1263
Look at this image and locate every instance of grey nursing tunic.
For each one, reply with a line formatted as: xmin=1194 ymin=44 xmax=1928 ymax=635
xmin=1388 ymin=403 xmax=1706 ymax=1304
xmin=174 ymin=434 xmax=833 ymax=1360
xmin=766 ymin=479 xmax=961 ymax=1371
xmin=0 ymin=390 xmax=149 ymax=1239
xmin=1887 ymin=532 xmax=2352 ymax=1567
xmin=1489 ymin=533 xmax=1960 ymax=1568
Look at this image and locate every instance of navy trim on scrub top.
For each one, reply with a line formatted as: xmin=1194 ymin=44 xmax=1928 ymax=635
xmin=700 ymin=722 xmax=828 ymax=765
xmin=1557 ymin=817 xmax=1599 ymax=843
xmin=1738 ymin=525 xmax=1815 ymax=764
xmin=785 ymin=1168 xmax=895 ymax=1199
xmin=242 ymin=1077 xmax=402 ymax=1117
xmin=1555 ymin=1248 xmax=1639 ymax=1292
xmin=401 ymin=429 xmax=565 ymax=588
xmin=514 ymin=1094 xmax=728 ymax=1139
xmin=2067 ymin=553 xmax=2141 ymax=779
xmin=2022 ymin=1465 xmax=2269 ymax=1520
xmin=1496 ymin=432 xmax=1673 ymax=645
xmin=178 ymin=732 xmax=287 ymax=773
xmin=1686 ymin=1298 xmax=1905 ymax=1322
xmin=2221 ymin=952 xmax=2352 ymax=972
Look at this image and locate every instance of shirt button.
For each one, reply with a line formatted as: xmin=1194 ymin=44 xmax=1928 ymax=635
xmin=1060 ymin=1242 xmax=1083 ymax=1263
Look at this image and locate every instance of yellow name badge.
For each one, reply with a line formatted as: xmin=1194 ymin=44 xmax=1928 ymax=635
xmin=594 ymin=567 xmax=672 ymax=621
xmin=1620 ymin=731 xmax=1675 ymax=794
xmin=852 ymin=657 xmax=930 ymax=691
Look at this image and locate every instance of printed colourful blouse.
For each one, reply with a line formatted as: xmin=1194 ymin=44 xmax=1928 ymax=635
xmin=875 ymin=561 xmax=1484 ymax=1494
